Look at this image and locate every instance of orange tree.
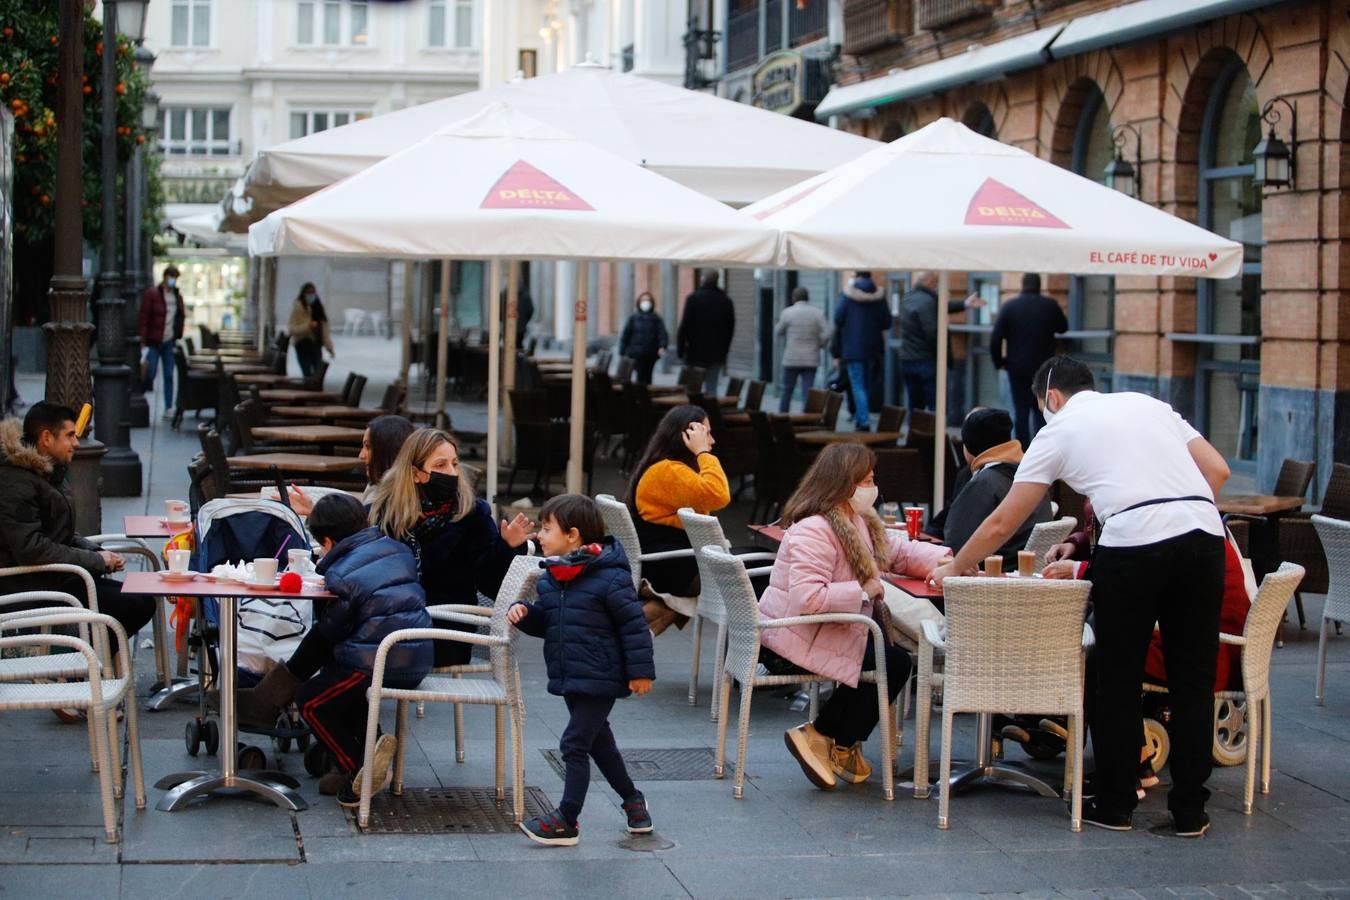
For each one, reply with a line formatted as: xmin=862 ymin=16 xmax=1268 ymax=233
xmin=1 ymin=1 xmax=162 ymax=324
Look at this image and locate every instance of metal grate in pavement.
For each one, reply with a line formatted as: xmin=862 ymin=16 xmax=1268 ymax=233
xmin=540 ymin=747 xmax=726 ymax=781
xmin=345 ymin=786 xmax=553 ymax=834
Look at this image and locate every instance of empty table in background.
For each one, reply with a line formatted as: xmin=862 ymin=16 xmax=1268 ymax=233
xmin=122 ymin=516 xmax=188 ymax=539
xmin=225 ymin=453 xmax=365 ymax=475
xmin=257 ymin=389 xmax=344 ymax=404
xmin=795 ymin=430 xmax=901 ymax=447
xmin=269 ymin=405 xmax=383 ymax=423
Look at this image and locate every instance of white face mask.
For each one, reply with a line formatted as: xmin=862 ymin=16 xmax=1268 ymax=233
xmin=849 ymin=484 xmax=879 ymax=514
xmin=1041 ymin=393 xmax=1058 ymax=423
xmin=638 ymin=300 xmax=653 ymax=313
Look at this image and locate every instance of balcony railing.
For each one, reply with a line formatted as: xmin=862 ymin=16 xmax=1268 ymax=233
xmin=917 ymin=0 xmax=997 ymax=30
xmin=789 ymin=0 xmax=829 ymax=46
xmin=765 ymin=0 xmax=784 ymax=54
xmin=726 ymin=6 xmax=760 ymax=71
xmin=843 ymin=0 xmax=913 ymax=54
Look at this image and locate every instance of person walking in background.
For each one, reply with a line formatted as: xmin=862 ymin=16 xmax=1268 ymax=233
xmin=896 ymin=272 xmax=985 ymax=413
xmin=775 ymin=287 xmax=831 ymax=413
xmin=834 ymin=272 xmax=891 ymax=432
xmin=618 ymin=291 xmax=669 ymax=385
xmin=287 ymin=282 xmax=334 ymax=377
xmin=677 ymin=271 xmax=735 ymax=397
xmin=990 ymin=273 xmax=1068 ymax=446
xmin=138 ymin=264 xmax=187 ymax=419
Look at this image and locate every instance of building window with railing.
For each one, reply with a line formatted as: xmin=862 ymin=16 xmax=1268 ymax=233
xmin=170 ymin=0 xmax=211 ymax=48
xmin=159 ymin=106 xmax=233 ymax=156
xmin=289 ymin=108 xmax=372 ymax=140
xmin=297 ymin=0 xmax=371 ymax=47
xmin=428 ymin=0 xmax=475 ymax=49
xmin=726 ymin=0 xmax=760 ymax=72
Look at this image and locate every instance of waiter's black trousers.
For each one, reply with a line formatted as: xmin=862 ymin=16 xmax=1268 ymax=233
xmin=1088 ymin=529 xmax=1224 ymax=819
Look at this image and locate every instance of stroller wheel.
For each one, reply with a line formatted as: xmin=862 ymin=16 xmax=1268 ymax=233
xmin=273 ymin=713 xmax=293 ymax=754
xmin=238 ymin=745 xmax=268 ymax=771
xmin=303 ymin=742 xmax=331 ymax=777
xmin=1143 ymin=717 xmax=1170 ymax=772
xmin=185 ymin=719 xmax=202 ymax=757
xmin=203 ymin=719 xmax=220 ymax=756
xmin=1212 ymin=696 xmax=1248 ymax=767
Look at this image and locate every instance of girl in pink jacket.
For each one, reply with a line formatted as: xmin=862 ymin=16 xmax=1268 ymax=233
xmin=760 ymin=444 xmax=949 ymax=790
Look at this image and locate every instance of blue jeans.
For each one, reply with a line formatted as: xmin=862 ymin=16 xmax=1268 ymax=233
xmin=779 ymin=366 xmax=816 ymax=413
xmin=844 ymin=359 xmax=876 ymax=429
xmin=701 ymin=364 xmax=722 ymax=398
xmin=142 ymin=339 xmax=176 ymax=411
xmin=901 ymin=359 xmax=937 ymax=412
xmin=558 ymin=694 xmax=639 ymax=826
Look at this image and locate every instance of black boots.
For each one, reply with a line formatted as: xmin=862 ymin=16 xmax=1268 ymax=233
xmin=236 ymin=664 xmax=301 ymax=730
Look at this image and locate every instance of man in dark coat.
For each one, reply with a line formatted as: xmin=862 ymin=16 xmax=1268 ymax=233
xmin=896 ymin=272 xmax=984 ymax=413
xmin=990 ymin=273 xmax=1069 ymax=446
xmin=618 ymin=291 xmax=669 ymax=385
xmin=834 ymin=272 xmax=892 ymax=431
xmin=137 ymin=264 xmax=187 ymax=418
xmin=677 ymin=271 xmax=735 ymax=397
xmin=0 ymin=403 xmax=154 ymax=637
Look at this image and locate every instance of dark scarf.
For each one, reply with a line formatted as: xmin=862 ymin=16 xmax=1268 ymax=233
xmin=406 ymin=496 xmax=458 ymax=576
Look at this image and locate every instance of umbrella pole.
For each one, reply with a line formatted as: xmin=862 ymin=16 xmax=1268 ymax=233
xmin=435 ymin=259 xmax=451 ymax=430
xmin=399 ymin=261 xmax=413 ymax=388
xmin=566 ymin=263 xmax=588 ymax=493
xmin=502 ymin=261 xmax=518 ymax=461
xmin=934 ymin=271 xmax=949 ymax=514
xmin=486 ymin=260 xmax=501 ymax=506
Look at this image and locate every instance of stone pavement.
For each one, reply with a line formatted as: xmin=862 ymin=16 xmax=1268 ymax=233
xmin=1 ymin=338 xmax=1347 ymax=899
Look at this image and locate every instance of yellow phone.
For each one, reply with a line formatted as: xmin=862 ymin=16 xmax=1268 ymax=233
xmin=74 ymin=403 xmax=92 ymax=438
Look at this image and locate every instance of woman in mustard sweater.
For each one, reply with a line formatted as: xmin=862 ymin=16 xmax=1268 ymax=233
xmin=626 ymin=405 xmax=731 ymax=634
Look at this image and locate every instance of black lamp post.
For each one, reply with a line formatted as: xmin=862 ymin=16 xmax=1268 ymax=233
xmin=124 ymin=47 xmax=155 ymax=428
xmin=92 ymin=0 xmax=148 ymax=495
xmin=1253 ymin=97 xmax=1296 ymax=190
xmin=1105 ymin=123 xmax=1142 ymax=199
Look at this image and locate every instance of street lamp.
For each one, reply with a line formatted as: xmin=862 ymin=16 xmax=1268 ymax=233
xmin=1252 ymin=97 xmax=1296 ymax=190
xmin=1105 ymin=123 xmax=1142 ymax=199
xmin=92 ymin=0 xmax=145 ymax=495
xmin=123 ymin=45 xmax=156 ymax=428
xmin=116 ymin=0 xmax=150 ymax=43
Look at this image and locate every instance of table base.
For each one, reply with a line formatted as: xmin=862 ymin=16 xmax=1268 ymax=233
xmin=155 ymin=770 xmax=306 ymax=811
xmin=146 ymin=678 xmax=198 ymax=711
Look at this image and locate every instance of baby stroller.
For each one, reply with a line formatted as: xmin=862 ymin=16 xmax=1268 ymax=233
xmin=185 ymin=498 xmax=315 ymax=770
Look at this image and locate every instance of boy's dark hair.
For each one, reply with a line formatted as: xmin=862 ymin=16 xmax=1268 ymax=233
xmin=1033 ymin=354 xmax=1095 ymax=400
xmin=308 ymin=493 xmax=369 ymax=545
xmin=539 ymin=494 xmax=605 ymax=546
xmin=1021 ymin=272 xmax=1041 ymax=294
xmin=23 ymin=401 xmax=78 ymax=445
xmin=961 ymin=407 xmax=1013 ymax=458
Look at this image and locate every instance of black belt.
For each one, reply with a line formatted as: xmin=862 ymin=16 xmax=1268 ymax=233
xmin=1102 ymin=495 xmax=1214 ymax=522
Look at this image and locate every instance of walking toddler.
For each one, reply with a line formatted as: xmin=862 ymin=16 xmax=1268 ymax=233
xmin=508 ymin=494 xmax=656 ymax=845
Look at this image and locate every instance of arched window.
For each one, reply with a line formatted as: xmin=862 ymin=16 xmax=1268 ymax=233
xmin=1069 ymin=86 xmax=1115 ymax=389
xmin=1196 ymin=60 xmax=1262 ymax=467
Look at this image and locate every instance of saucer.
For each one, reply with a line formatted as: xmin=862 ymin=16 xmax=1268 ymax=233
xmin=160 ymin=571 xmax=199 ymax=582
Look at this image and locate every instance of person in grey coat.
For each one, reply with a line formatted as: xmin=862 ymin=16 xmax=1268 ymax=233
xmin=775 ymin=287 xmax=832 ymax=412
xmin=897 ymin=272 xmax=985 ymax=412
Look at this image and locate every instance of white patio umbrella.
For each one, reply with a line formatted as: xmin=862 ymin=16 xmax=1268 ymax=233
xmin=226 ymin=63 xmax=878 ymax=231
xmin=744 ymin=117 xmax=1244 ymax=509
xmin=250 ymin=103 xmax=779 ymax=502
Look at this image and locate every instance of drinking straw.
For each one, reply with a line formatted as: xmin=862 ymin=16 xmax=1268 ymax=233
xmin=274 ymin=533 xmax=292 ymax=559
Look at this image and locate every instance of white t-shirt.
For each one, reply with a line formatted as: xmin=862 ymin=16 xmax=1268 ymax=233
xmin=1014 ymin=390 xmax=1223 ymax=548
xmin=162 ymin=288 xmax=179 ymax=344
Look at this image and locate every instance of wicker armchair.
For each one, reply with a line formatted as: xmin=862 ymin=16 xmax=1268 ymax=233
xmin=1278 ymin=463 xmax=1350 ymax=608
xmin=1312 ymin=515 xmax=1350 ymax=705
xmin=914 ymin=576 xmax=1092 ymax=831
xmin=1022 ymin=517 xmax=1079 ymax=568
xmin=678 ymin=508 xmax=777 ymax=720
xmin=702 ymin=546 xmax=897 ymax=801
xmin=357 ymin=555 xmax=536 ymax=828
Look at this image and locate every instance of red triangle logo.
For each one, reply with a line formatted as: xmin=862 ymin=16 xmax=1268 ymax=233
xmin=964 ymin=178 xmax=1069 ymax=229
xmin=480 ymin=160 xmax=594 ymax=211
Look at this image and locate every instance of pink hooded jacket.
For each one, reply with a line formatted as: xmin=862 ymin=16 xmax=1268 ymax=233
xmin=758 ymin=511 xmax=949 ymax=687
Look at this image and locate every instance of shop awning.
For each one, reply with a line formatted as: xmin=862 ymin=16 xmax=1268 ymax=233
xmin=1051 ymin=0 xmax=1284 ymax=58
xmin=815 ymin=25 xmax=1062 ymax=119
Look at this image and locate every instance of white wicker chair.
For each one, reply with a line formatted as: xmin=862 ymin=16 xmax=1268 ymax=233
xmin=1313 ymin=515 xmax=1350 ymax=705
xmin=914 ymin=576 xmax=1091 ymax=831
xmin=1219 ymin=563 xmax=1305 ymax=813
xmin=356 ymin=555 xmax=536 ymax=828
xmin=702 ymin=546 xmax=897 ymax=801
xmin=1022 ymin=517 xmax=1078 ymax=568
xmin=677 ymin=508 xmax=776 ymax=719
xmin=0 ymin=608 xmax=146 ymax=842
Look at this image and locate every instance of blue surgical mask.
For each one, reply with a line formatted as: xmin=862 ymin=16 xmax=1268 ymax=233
xmin=165 ymin=277 xmax=177 ymax=289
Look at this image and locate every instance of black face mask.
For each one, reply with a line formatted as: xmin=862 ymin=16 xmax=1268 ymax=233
xmin=419 ymin=470 xmax=459 ymax=508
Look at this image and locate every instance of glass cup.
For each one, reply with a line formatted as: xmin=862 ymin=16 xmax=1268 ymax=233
xmin=1018 ymin=550 xmax=1038 ymax=578
xmin=880 ymin=502 xmax=900 ymax=526
xmin=287 ymin=548 xmax=313 ymax=575
xmin=904 ymin=507 xmax=924 ymax=540
xmin=984 ymin=555 xmax=1004 ymax=577
xmin=166 ymin=549 xmax=191 ymax=573
xmin=252 ymin=558 xmax=279 ymax=585
xmin=164 ymin=499 xmax=190 ymax=528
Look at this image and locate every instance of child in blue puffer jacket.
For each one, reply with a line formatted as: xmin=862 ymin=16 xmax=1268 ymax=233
xmin=237 ymin=493 xmax=432 ymax=808
xmin=508 ymin=494 xmax=656 ymax=846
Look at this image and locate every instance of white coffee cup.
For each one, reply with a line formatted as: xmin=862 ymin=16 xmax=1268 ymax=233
xmin=287 ymin=548 xmax=312 ymax=573
xmin=166 ymin=549 xmax=191 ymax=573
xmin=252 ymin=557 xmax=279 ymax=585
xmin=164 ymin=500 xmax=190 ymax=527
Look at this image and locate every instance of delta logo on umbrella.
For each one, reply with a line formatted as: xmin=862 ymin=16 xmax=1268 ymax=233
xmin=964 ymin=178 xmax=1069 ymax=229
xmin=481 ymin=160 xmax=595 ymax=211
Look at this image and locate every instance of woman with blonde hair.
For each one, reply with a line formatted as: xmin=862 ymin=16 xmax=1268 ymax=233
xmin=759 ymin=443 xmax=950 ymax=791
xmin=370 ymin=428 xmax=532 ymax=667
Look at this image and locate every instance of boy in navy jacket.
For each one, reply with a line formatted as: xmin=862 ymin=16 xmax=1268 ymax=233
xmin=508 ymin=494 xmax=656 ymax=845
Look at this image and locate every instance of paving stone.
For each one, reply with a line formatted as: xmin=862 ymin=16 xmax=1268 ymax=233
xmin=118 ymin=862 xmax=306 ymax=899
xmin=0 ymin=862 xmax=119 ymax=898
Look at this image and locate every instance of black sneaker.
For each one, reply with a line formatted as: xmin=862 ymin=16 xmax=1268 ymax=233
xmin=1079 ymin=799 xmax=1133 ymax=832
xmin=622 ymin=793 xmax=653 ymax=835
xmin=520 ymin=809 xmax=580 ymax=846
xmin=336 ymin=783 xmax=360 ymax=809
xmin=1173 ymin=810 xmax=1210 ymax=838
xmin=1082 ymin=772 xmax=1145 ymax=802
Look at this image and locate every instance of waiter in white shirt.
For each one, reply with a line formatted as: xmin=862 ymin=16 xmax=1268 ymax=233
xmin=928 ymin=355 xmax=1230 ymax=837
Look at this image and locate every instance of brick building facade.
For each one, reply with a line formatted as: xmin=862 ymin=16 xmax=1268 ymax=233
xmin=825 ymin=0 xmax=1349 ymax=493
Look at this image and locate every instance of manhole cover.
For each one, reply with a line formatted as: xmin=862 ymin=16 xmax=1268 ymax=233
xmin=540 ymin=747 xmax=727 ymax=781
xmin=345 ymin=786 xmax=553 ymax=834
